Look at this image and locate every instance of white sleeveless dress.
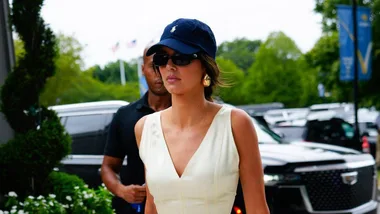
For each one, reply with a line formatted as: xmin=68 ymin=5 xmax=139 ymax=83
xmin=139 ymin=106 xmax=240 ymax=214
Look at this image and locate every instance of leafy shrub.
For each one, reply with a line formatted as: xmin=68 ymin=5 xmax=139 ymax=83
xmin=0 ymin=0 xmax=71 ymax=199
xmin=41 ymin=172 xmax=85 ymax=203
xmin=0 ymin=110 xmax=71 ymax=197
xmin=1 ymin=184 xmax=114 ymax=214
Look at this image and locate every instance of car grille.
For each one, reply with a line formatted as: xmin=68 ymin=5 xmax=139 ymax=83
xmin=301 ymin=165 xmax=374 ymax=211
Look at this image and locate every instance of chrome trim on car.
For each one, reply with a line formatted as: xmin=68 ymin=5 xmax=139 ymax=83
xmin=294 ymin=160 xmax=375 ymax=172
xmin=60 ymin=155 xmax=128 ymax=166
xmin=57 ymin=110 xmax=118 ymax=117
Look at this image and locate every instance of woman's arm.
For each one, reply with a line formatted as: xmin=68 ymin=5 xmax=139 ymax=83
xmin=135 ymin=116 xmax=158 ymax=214
xmin=143 ymin=173 xmax=157 ymax=214
xmin=231 ymin=109 xmax=270 ymax=214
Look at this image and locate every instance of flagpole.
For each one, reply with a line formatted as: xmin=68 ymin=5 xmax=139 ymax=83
xmin=352 ymin=0 xmax=360 ymax=143
xmin=119 ymin=59 xmax=126 ymax=86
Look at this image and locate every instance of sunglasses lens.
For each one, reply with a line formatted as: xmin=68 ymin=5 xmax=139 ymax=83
xmin=172 ymin=54 xmax=192 ymax=66
xmin=153 ymin=53 xmax=196 ymax=66
xmin=153 ymin=54 xmax=169 ymax=66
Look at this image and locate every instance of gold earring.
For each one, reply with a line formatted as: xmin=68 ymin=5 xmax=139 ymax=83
xmin=203 ymin=74 xmax=211 ymax=87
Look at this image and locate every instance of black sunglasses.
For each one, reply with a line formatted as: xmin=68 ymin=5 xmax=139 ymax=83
xmin=153 ymin=53 xmax=199 ymax=66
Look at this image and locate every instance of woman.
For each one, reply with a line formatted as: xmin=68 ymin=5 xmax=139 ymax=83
xmin=135 ymin=18 xmax=269 ymax=214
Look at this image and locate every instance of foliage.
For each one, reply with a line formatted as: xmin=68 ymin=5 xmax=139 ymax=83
xmin=41 ymin=172 xmax=86 ymax=203
xmin=92 ymin=60 xmax=139 ymax=84
xmin=314 ymin=0 xmax=372 ymax=32
xmin=39 ymin=34 xmax=85 ymax=106
xmin=0 ymin=0 xmax=71 ymax=199
xmin=2 ymin=182 xmax=114 ymax=214
xmin=55 ymin=72 xmax=140 ymax=105
xmin=310 ymin=0 xmax=380 ymax=108
xmin=215 ymin=57 xmax=246 ymax=104
xmin=304 ymin=32 xmax=353 ymax=102
xmin=0 ymin=110 xmax=71 ymax=197
xmin=11 ymin=34 xmax=141 ymax=106
xmin=243 ymin=32 xmax=316 ymax=107
xmin=216 ymin=38 xmax=262 ymax=72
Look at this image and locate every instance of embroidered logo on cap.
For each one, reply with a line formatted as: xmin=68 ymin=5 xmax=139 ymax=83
xmin=170 ymin=25 xmax=177 ymax=33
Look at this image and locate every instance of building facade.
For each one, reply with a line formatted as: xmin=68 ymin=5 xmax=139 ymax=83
xmin=0 ymin=0 xmax=14 ymax=144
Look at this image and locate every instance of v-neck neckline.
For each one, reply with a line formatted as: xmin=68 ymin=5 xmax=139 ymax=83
xmin=157 ymin=106 xmax=225 ymax=179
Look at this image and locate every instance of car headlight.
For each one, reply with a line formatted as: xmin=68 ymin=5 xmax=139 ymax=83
xmin=264 ymin=173 xmax=301 ymax=185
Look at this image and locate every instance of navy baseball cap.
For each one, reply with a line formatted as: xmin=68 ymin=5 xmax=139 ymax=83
xmin=146 ymin=18 xmax=217 ymax=59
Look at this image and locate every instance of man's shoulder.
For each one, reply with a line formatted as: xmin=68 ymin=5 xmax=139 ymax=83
xmin=116 ymin=98 xmax=143 ymax=115
xmin=117 ymin=102 xmax=137 ymax=113
xmin=113 ymin=98 xmax=149 ymax=125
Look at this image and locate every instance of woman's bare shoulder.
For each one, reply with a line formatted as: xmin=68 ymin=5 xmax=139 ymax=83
xmin=135 ymin=115 xmax=150 ymax=147
xmin=230 ymin=108 xmax=258 ymax=149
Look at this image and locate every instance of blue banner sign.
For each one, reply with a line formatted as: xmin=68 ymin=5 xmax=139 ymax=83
xmin=337 ymin=5 xmax=372 ymax=81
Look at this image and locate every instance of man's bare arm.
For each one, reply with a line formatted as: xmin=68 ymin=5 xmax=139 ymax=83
xmin=101 ymin=156 xmax=124 ymax=196
xmin=101 ymin=156 xmax=146 ymax=203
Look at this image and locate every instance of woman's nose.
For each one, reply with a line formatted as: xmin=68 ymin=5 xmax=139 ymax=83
xmin=166 ymin=58 xmax=176 ymax=70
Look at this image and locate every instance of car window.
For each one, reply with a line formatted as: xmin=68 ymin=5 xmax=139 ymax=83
xmin=251 ymin=118 xmax=281 ymax=144
xmin=65 ymin=114 xmax=108 ymax=155
xmin=305 ymin=120 xmax=337 ymax=143
xmin=272 ymin=126 xmax=305 ymax=141
xmin=96 ymin=113 xmax=114 ymax=152
xmin=60 ymin=116 xmax=67 ymax=125
xmin=65 ymin=114 xmax=107 ymax=135
xmin=341 ymin=122 xmax=355 ymax=139
xmin=366 ymin=122 xmax=377 ymax=129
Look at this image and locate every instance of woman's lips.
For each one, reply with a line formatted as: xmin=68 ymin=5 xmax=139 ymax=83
xmin=166 ymin=75 xmax=180 ymax=83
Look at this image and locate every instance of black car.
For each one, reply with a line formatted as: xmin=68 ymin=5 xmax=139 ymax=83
xmin=272 ymin=111 xmax=372 ymax=157
xmin=51 ymin=102 xmax=378 ymax=214
xmin=50 ymin=100 xmax=130 ymax=188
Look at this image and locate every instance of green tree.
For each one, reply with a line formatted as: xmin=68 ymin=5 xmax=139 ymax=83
xmin=311 ymin=0 xmax=380 ymax=108
xmin=92 ymin=60 xmax=138 ymax=84
xmin=57 ymin=72 xmax=140 ymax=104
xmin=39 ymin=34 xmax=83 ymax=106
xmin=0 ymin=0 xmax=71 ymax=198
xmin=35 ymin=34 xmax=140 ymax=106
xmin=216 ymin=38 xmax=262 ymax=72
xmin=305 ymin=32 xmax=353 ymax=102
xmin=243 ymin=32 xmax=316 ymax=107
xmin=215 ymin=57 xmax=246 ymax=104
xmin=314 ymin=0 xmax=372 ymax=32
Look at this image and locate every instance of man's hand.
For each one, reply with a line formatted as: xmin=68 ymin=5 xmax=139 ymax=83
xmin=118 ymin=184 xmax=146 ymax=203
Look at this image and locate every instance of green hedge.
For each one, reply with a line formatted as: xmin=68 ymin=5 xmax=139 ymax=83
xmin=0 ymin=107 xmax=71 ymax=198
xmin=2 ymin=172 xmax=114 ymax=213
xmin=42 ymin=172 xmax=85 ymax=203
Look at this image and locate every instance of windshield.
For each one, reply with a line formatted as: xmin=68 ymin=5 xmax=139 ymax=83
xmin=251 ymin=118 xmax=282 ymax=144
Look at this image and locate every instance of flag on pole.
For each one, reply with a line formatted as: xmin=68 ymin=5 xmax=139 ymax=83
xmin=111 ymin=42 xmax=120 ymax=54
xmin=126 ymin=39 xmax=137 ymax=48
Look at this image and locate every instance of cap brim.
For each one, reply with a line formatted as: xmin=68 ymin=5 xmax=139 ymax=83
xmin=146 ymin=38 xmax=200 ymax=56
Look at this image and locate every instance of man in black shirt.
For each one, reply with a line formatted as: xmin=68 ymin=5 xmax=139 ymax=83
xmin=101 ymin=47 xmax=171 ymax=214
